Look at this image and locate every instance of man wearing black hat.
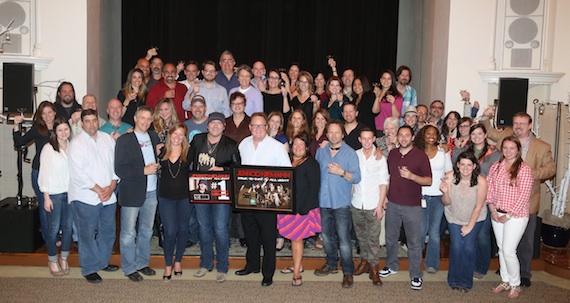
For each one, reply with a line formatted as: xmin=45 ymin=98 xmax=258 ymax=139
xmin=189 ymin=112 xmax=241 ymax=283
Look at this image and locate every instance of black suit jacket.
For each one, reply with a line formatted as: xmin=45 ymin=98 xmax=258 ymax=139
xmin=115 ymin=130 xmax=160 ymax=207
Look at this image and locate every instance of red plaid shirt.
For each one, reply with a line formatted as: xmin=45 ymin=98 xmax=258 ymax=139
xmin=486 ymin=160 xmax=533 ymax=218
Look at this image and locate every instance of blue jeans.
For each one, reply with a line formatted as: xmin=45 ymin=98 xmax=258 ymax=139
xmin=421 ymin=195 xmax=444 ymax=270
xmin=46 ymin=193 xmax=72 ymax=260
xmin=320 ymin=206 xmax=354 ymax=274
xmin=72 ymin=201 xmax=116 ymax=276
xmin=195 ymin=203 xmax=230 ymax=273
xmin=32 ymin=169 xmax=47 ymax=242
xmin=474 ymin=208 xmax=492 ymax=275
xmin=448 ymin=221 xmax=483 ymax=289
xmin=158 ymin=197 xmax=191 ymax=266
xmin=120 ymin=191 xmax=158 ymax=275
xmin=187 ymin=202 xmax=200 ymax=243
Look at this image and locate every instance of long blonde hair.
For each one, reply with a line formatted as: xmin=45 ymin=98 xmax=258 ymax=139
xmin=161 ymin=123 xmax=189 ymax=163
xmin=153 ymin=98 xmax=180 ymax=135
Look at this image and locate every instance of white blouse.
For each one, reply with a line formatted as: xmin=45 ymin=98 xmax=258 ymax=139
xmin=38 ymin=143 xmax=70 ymax=195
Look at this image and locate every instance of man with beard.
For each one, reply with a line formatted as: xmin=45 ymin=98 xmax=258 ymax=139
xmin=480 ymin=110 xmax=555 ymax=287
xmin=314 ymin=121 xmax=361 ymax=288
xmin=380 ymin=125 xmax=432 ymax=291
xmin=146 ymin=57 xmax=164 ymax=90
xmin=54 ymin=81 xmax=82 ymax=121
xmin=147 ymin=63 xmax=189 ymax=122
xmin=189 ymin=112 xmax=241 ymax=283
xmin=342 ymin=103 xmax=364 ymax=150
xmin=395 ymin=66 xmax=418 ymax=119
xmin=427 ymin=100 xmax=445 ymax=128
xmin=183 ymin=61 xmax=230 ymax=117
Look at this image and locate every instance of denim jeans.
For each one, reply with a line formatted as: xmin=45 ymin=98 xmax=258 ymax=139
xmin=120 ymin=190 xmax=158 ymax=275
xmin=448 ymin=221 xmax=483 ymax=289
xmin=158 ymin=197 xmax=191 ymax=266
xmin=474 ymin=209 xmax=492 ymax=275
xmin=32 ymin=169 xmax=47 ymax=242
xmin=385 ymin=202 xmax=423 ymax=279
xmin=45 ymin=193 xmax=72 ymax=260
xmin=187 ymin=202 xmax=200 ymax=243
xmin=320 ymin=206 xmax=354 ymax=274
xmin=72 ymin=201 xmax=116 ymax=276
xmin=195 ymin=203 xmax=230 ymax=273
xmin=421 ymin=195 xmax=444 ymax=270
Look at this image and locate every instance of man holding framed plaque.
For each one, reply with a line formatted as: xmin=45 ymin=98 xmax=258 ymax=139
xmin=188 ymin=112 xmax=241 ymax=283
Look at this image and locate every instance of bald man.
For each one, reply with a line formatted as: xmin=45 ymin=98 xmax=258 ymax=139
xmin=70 ymin=94 xmax=106 ymax=137
xmin=99 ymin=98 xmax=133 ymax=140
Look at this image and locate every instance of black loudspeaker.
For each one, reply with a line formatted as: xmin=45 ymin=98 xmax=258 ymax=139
xmin=0 ymin=197 xmax=42 ymax=253
xmin=497 ymin=78 xmax=528 ymax=127
xmin=2 ymin=62 xmax=34 ymax=114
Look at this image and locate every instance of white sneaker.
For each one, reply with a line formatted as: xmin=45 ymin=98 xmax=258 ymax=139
xmin=378 ymin=267 xmax=398 ymax=278
xmin=216 ymin=272 xmax=227 ymax=283
xmin=193 ymin=268 xmax=209 ymax=277
xmin=411 ymin=278 xmax=423 ymax=290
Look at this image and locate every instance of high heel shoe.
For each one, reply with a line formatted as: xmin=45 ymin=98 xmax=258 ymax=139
xmin=163 ymin=274 xmax=172 ymax=282
xmin=59 ymin=258 xmax=70 ymax=275
xmin=174 ymin=262 xmax=182 ymax=276
xmin=48 ymin=261 xmax=64 ymax=277
xmin=276 ymin=238 xmax=285 ymax=251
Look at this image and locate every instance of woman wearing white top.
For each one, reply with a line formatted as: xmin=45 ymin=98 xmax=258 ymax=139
xmin=38 ymin=117 xmax=72 ymax=276
xmin=413 ymin=124 xmax=452 ymax=274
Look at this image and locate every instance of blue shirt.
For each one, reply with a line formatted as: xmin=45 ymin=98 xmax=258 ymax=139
xmin=316 ymin=141 xmax=361 ymax=209
xmin=99 ymin=121 xmax=132 ymax=135
xmin=400 ymin=85 xmax=417 ymax=124
xmin=215 ymin=72 xmax=239 ymax=95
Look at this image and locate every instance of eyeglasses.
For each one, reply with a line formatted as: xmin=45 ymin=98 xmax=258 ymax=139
xmin=250 ymin=124 xmax=266 ymax=129
xmin=202 ymin=70 xmax=216 ymax=74
xmin=430 ymin=106 xmax=443 ymax=110
xmin=220 ymin=59 xmax=235 ymax=63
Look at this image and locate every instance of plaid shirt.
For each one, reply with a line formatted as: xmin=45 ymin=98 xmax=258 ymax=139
xmin=486 ymin=160 xmax=533 ymax=218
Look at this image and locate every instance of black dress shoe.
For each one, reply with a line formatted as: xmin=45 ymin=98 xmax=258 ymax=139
xmin=186 ymin=241 xmax=197 ymax=248
xmin=261 ymin=277 xmax=273 ymax=287
xmin=84 ymin=273 xmax=102 ymax=283
xmin=235 ymin=268 xmax=260 ymax=276
xmin=521 ymin=277 xmax=531 ymax=287
xmin=102 ymin=264 xmax=120 ymax=272
xmin=127 ymin=272 xmax=143 ymax=282
xmin=138 ymin=266 xmax=156 ymax=276
xmin=239 ymin=238 xmax=247 ymax=247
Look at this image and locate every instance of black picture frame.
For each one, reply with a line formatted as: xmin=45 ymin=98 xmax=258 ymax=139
xmin=231 ymin=165 xmax=295 ymax=213
xmin=189 ymin=172 xmax=232 ymax=204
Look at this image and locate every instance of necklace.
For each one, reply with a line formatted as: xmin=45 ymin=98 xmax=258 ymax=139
xmin=329 ymin=145 xmax=341 ymax=151
xmin=207 ymin=140 xmax=219 ymax=154
xmin=168 ymin=160 xmax=182 ymax=179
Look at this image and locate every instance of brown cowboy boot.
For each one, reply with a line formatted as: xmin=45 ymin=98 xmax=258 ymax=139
xmin=370 ymin=263 xmax=383 ymax=286
xmin=354 ymin=259 xmax=370 ymax=276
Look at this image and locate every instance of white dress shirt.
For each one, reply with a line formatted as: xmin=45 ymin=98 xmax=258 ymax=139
xmin=68 ymin=131 xmax=119 ymax=206
xmin=351 ymin=146 xmax=389 ymax=210
xmin=239 ymin=135 xmax=291 ymax=167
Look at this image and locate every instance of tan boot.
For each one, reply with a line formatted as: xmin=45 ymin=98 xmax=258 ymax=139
xmin=353 ymin=259 xmax=369 ymax=276
xmin=370 ymin=263 xmax=383 ymax=286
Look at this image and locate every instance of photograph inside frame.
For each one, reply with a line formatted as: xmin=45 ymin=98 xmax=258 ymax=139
xmin=232 ymin=166 xmax=295 ymax=213
xmin=189 ymin=172 xmax=232 ymax=204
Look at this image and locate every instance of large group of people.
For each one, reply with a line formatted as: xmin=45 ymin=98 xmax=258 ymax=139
xmin=11 ymin=48 xmax=556 ymax=299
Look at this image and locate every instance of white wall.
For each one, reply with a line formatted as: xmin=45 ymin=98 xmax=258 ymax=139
xmin=444 ymin=0 xmax=569 ymax=117
xmin=0 ymin=0 xmax=87 ymax=198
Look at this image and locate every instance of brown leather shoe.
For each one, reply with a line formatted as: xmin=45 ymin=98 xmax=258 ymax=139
xmin=314 ymin=264 xmax=338 ymax=276
xmin=342 ymin=274 xmax=354 ymax=288
xmin=353 ymin=259 xmax=369 ymax=276
xmin=370 ymin=264 xmax=383 ymax=286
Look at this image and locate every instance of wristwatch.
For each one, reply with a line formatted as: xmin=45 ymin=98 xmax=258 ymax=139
xmin=340 ymin=171 xmax=346 ymax=178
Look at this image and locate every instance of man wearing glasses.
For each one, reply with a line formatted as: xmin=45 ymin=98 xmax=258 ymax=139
xmin=183 ymin=61 xmax=230 ymax=117
xmin=427 ymin=100 xmax=445 ymax=128
xmin=216 ymin=50 xmax=239 ymax=94
xmin=236 ymin=112 xmax=291 ymax=287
